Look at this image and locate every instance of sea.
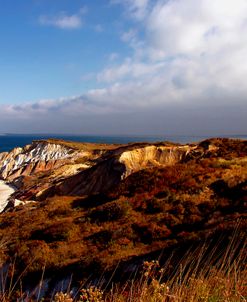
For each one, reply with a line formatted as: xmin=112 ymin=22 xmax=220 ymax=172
xmin=0 ymin=133 xmax=246 ymax=153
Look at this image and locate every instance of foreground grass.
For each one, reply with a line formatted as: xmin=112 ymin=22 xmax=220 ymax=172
xmin=55 ymin=256 xmax=246 ymax=301
xmin=1 ymin=233 xmax=246 ymax=301
xmin=79 ymin=238 xmax=246 ymax=302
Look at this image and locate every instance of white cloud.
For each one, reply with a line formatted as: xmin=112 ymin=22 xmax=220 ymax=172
xmin=97 ymin=58 xmax=165 ymax=82
xmin=103 ymin=0 xmax=247 ymax=99
xmin=39 ymin=7 xmax=87 ymax=29
xmin=39 ymin=13 xmax=82 ymax=29
xmin=128 ymin=0 xmax=149 ymax=20
xmin=1 ymin=71 xmax=246 ymax=134
xmin=112 ymin=0 xmax=149 ymax=20
xmin=121 ymin=29 xmax=137 ymax=42
xmin=2 ymin=0 xmax=247 ymax=135
xmin=146 ymin=0 xmax=247 ymax=59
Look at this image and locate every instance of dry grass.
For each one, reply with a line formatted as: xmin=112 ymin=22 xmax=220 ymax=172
xmin=99 ymin=232 xmax=246 ymax=302
xmin=0 ymin=231 xmax=246 ymax=301
xmin=0 ymin=155 xmax=246 ymax=283
xmin=68 ymin=239 xmax=246 ymax=302
xmin=40 ymin=139 xmax=123 ymax=151
xmin=0 ymin=138 xmax=246 ymax=300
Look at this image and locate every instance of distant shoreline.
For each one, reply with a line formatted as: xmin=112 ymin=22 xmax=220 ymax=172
xmin=1 ymin=134 xmax=247 ymax=154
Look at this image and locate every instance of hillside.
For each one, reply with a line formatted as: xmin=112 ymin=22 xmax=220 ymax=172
xmin=0 ymin=138 xmax=246 ymax=297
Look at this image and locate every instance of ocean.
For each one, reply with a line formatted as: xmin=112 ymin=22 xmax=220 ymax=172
xmin=0 ymin=134 xmax=246 ymax=153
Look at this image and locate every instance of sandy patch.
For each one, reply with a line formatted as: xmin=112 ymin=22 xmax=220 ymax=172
xmin=0 ymin=180 xmax=15 ymax=212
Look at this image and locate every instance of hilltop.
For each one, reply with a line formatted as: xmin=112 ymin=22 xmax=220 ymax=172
xmin=0 ymin=138 xmax=246 ymax=296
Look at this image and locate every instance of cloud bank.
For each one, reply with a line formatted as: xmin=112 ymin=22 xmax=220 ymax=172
xmin=1 ymin=0 xmax=247 ymax=135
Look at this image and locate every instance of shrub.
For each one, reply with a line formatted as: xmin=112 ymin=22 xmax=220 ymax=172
xmin=31 ymin=223 xmax=72 ymax=243
xmin=16 ymin=240 xmax=52 ymax=272
xmin=132 ymin=222 xmax=171 ymax=244
xmin=145 ymin=198 xmax=165 ymax=214
xmin=89 ymin=201 xmax=131 ymax=223
xmin=87 ymin=229 xmax=113 ymax=247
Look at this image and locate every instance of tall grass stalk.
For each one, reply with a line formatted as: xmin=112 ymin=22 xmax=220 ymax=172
xmin=1 ymin=232 xmax=246 ymax=301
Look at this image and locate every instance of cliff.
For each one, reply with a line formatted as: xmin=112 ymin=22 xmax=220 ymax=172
xmin=0 ymin=140 xmax=193 ymax=202
xmin=119 ymin=145 xmax=192 ymax=177
xmin=0 ymin=137 xmax=246 ymax=295
xmin=0 ymin=141 xmax=74 ymax=179
xmin=0 ymin=140 xmax=104 ymax=211
xmin=1 ymin=138 xmax=245 ymax=204
xmin=0 ymin=180 xmax=15 ymax=212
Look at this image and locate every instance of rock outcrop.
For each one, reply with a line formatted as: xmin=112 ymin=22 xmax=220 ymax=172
xmin=36 ymin=144 xmax=195 ymax=199
xmin=119 ymin=145 xmax=192 ymax=178
xmin=0 ymin=140 xmax=193 ymax=203
xmin=1 ymin=137 xmax=246 ymax=207
xmin=0 ymin=137 xmax=246 ymax=295
xmin=0 ymin=180 xmax=15 ymax=212
xmin=0 ymin=140 xmax=97 ymax=209
xmin=0 ymin=141 xmax=75 ymax=179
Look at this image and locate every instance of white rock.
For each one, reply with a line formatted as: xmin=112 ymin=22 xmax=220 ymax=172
xmin=0 ymin=142 xmax=74 ymax=179
xmin=0 ymin=180 xmax=15 ymax=212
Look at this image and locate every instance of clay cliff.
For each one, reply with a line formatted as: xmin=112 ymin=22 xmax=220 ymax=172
xmin=1 ymin=138 xmax=245 ymax=205
xmin=0 ymin=140 xmax=93 ymax=180
xmin=0 ymin=140 xmax=197 ymax=203
xmin=0 ymin=137 xmax=246 ymax=295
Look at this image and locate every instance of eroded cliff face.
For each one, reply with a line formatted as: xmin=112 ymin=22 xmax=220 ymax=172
xmin=0 ymin=140 xmax=100 ymax=210
xmin=119 ymin=145 xmax=192 ymax=178
xmin=1 ymin=138 xmax=242 ymax=207
xmin=0 ymin=141 xmax=76 ymax=180
xmin=0 ymin=140 xmax=195 ymax=203
xmin=0 ymin=180 xmax=15 ymax=212
xmin=38 ymin=144 xmax=195 ymax=199
xmin=0 ymin=138 xmax=246 ymax=296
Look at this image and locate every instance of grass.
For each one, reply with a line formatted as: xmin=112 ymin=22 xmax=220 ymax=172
xmin=0 ymin=138 xmax=246 ymax=300
xmin=0 ymin=154 xmax=246 ymax=282
xmin=104 ymin=231 xmax=246 ymax=302
xmin=64 ymin=241 xmax=246 ymax=301
xmin=0 ymin=230 xmax=246 ymax=301
xmin=38 ymin=139 xmax=123 ymax=152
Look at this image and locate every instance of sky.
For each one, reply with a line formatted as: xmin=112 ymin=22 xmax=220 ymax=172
xmin=0 ymin=0 xmax=247 ymax=136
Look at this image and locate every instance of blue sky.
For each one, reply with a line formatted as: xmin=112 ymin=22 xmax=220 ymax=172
xmin=0 ymin=0 xmax=131 ymax=103
xmin=0 ymin=0 xmax=247 ymax=135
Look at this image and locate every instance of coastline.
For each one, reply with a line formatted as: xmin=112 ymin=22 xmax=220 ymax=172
xmin=1 ymin=134 xmax=247 ymax=153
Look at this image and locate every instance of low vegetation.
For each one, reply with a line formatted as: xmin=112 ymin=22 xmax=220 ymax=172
xmin=0 ymin=138 xmax=246 ymax=299
xmin=0 ymin=233 xmax=246 ymax=301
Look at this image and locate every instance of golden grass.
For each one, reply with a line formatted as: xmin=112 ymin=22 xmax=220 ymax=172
xmin=38 ymin=139 xmax=123 ymax=151
xmin=101 ymin=233 xmax=247 ymax=302
xmin=1 ymin=230 xmax=246 ymax=301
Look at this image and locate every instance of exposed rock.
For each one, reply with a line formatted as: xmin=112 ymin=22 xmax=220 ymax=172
xmin=0 ymin=137 xmax=246 ymax=296
xmin=0 ymin=141 xmax=75 ymax=179
xmin=119 ymin=145 xmax=192 ymax=177
xmin=37 ymin=145 xmax=195 ymax=198
xmin=0 ymin=138 xmax=246 ymax=206
xmin=0 ymin=180 xmax=15 ymax=212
